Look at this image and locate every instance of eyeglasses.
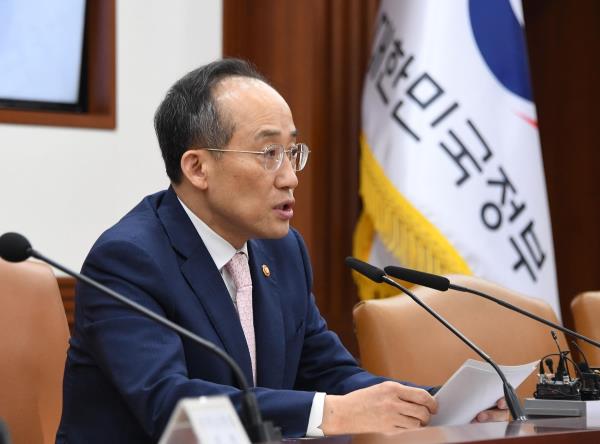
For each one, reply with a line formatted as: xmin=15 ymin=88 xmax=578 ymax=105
xmin=202 ymin=143 xmax=310 ymax=172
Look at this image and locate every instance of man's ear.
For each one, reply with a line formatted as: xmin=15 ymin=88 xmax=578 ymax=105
xmin=180 ymin=149 xmax=210 ymax=190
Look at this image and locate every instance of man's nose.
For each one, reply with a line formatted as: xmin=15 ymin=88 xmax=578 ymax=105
xmin=275 ymin=154 xmax=299 ymax=190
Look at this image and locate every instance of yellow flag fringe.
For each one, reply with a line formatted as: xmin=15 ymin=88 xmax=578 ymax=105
xmin=352 ymin=134 xmax=472 ymax=300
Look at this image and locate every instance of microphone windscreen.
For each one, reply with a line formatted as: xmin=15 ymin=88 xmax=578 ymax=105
xmin=345 ymin=257 xmax=385 ymax=283
xmin=0 ymin=232 xmax=33 ymax=263
xmin=383 ymin=265 xmax=450 ymax=291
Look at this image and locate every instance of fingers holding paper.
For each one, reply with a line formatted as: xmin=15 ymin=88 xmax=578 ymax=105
xmin=320 ymin=381 xmax=438 ymax=435
xmin=473 ymin=397 xmax=510 ymax=423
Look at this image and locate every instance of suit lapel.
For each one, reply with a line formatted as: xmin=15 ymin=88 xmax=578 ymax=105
xmin=156 ymin=188 xmax=254 ymax=385
xmin=248 ymin=240 xmax=285 ymax=389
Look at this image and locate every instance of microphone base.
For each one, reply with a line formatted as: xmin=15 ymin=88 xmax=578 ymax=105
xmin=504 ymin=382 xmax=528 ymax=421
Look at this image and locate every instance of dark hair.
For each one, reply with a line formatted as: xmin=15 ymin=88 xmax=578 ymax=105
xmin=154 ymin=58 xmax=267 ymax=183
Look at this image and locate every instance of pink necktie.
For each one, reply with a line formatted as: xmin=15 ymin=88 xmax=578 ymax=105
xmin=225 ymin=252 xmax=256 ymax=384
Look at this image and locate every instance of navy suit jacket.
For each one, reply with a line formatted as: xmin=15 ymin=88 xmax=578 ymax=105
xmin=56 ymin=188 xmax=409 ymax=443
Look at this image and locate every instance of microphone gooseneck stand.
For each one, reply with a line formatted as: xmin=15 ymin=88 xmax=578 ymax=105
xmin=0 ymin=232 xmax=280 ymax=443
xmin=347 ymin=257 xmax=527 ymax=421
xmin=450 ymin=283 xmax=600 ymax=349
xmin=383 ymin=265 xmax=600 ymax=351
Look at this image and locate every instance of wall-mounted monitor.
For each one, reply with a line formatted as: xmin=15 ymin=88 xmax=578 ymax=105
xmin=0 ymin=0 xmax=87 ymax=112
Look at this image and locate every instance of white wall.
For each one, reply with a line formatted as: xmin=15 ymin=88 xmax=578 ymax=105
xmin=0 ymin=0 xmax=222 ymax=273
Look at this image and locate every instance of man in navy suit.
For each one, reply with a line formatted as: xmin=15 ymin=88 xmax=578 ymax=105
xmin=57 ymin=59 xmax=505 ymax=443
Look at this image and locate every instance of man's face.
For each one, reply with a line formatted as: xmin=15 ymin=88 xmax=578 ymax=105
xmin=200 ymin=77 xmax=299 ymax=248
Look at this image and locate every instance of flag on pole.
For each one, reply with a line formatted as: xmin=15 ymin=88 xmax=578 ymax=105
xmin=353 ymin=0 xmax=560 ymax=316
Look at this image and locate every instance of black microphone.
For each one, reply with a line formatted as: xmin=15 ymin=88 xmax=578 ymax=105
xmin=346 ymin=256 xmax=527 ymax=422
xmin=0 ymin=232 xmax=32 ymax=262
xmin=345 ymin=256 xmax=386 ymax=283
xmin=383 ymin=265 xmax=451 ymax=291
xmin=384 ymin=265 xmax=600 ymax=351
xmin=551 ymin=331 xmax=570 ymax=381
xmin=0 ymin=232 xmax=280 ymax=443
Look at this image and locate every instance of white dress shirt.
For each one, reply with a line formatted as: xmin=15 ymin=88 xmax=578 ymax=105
xmin=178 ymin=198 xmax=325 ymax=436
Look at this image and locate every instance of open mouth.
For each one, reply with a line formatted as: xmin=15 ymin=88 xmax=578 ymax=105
xmin=274 ymin=200 xmax=295 ymax=220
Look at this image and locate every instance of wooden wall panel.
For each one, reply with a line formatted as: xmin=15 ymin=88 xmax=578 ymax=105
xmin=224 ymin=0 xmax=379 ymax=354
xmin=58 ymin=278 xmax=75 ymax=334
xmin=524 ymin=0 xmax=600 ymax=331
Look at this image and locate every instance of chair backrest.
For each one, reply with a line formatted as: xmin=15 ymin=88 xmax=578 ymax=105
xmin=353 ymin=274 xmax=566 ymax=400
xmin=571 ymin=292 xmax=600 ymax=366
xmin=0 ymin=259 xmax=69 ymax=444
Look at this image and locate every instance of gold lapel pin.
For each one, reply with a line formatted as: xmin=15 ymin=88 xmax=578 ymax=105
xmin=261 ymin=264 xmax=271 ymax=277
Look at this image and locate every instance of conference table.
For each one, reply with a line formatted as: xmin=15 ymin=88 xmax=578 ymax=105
xmin=168 ymin=416 xmax=600 ymax=443
xmin=287 ymin=417 xmax=600 ymax=443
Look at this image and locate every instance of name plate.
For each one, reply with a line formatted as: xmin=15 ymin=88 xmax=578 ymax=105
xmin=159 ymin=396 xmax=251 ymax=444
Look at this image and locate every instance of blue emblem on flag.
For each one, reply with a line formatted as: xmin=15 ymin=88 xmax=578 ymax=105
xmin=468 ymin=0 xmax=533 ymax=102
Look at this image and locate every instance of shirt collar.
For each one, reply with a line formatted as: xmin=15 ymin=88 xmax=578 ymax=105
xmin=177 ymin=197 xmax=248 ymax=270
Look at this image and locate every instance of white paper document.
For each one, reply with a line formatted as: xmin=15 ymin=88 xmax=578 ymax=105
xmin=429 ymin=359 xmax=537 ymax=426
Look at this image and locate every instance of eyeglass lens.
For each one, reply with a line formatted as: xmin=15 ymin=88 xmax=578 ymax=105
xmin=264 ymin=144 xmax=309 ymax=171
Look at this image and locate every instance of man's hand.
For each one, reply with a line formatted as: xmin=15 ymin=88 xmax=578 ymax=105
xmin=472 ymin=398 xmax=509 ymax=422
xmin=320 ymin=381 xmax=438 ymax=435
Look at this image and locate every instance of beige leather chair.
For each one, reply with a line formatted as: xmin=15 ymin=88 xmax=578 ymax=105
xmin=571 ymin=292 xmax=600 ymax=366
xmin=353 ymin=274 xmax=566 ymax=400
xmin=0 ymin=259 xmax=70 ymax=444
